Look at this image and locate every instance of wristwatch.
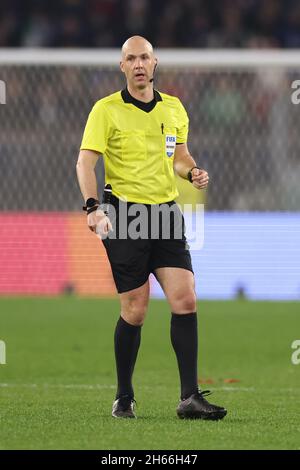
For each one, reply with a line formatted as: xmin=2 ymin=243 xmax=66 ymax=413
xmin=187 ymin=166 xmax=201 ymax=183
xmin=82 ymin=198 xmax=100 ymax=212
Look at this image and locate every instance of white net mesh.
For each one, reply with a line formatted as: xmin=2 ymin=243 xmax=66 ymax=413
xmin=1 ymin=52 xmax=299 ymax=212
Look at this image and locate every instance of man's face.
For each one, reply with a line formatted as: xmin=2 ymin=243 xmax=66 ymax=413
xmin=120 ymin=46 xmax=157 ymax=90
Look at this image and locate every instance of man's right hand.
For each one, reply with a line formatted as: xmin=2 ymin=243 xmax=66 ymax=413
xmin=87 ymin=208 xmax=113 ymax=237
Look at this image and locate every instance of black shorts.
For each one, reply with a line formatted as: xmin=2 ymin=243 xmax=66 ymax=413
xmin=101 ymin=195 xmax=193 ymax=293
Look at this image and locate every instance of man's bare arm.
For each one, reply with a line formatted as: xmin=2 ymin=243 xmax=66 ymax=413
xmin=173 ymin=143 xmax=209 ymax=190
xmin=76 ymin=149 xmax=100 ymax=202
xmin=76 ymin=149 xmax=112 ymax=235
xmin=173 ymin=143 xmax=197 ymax=179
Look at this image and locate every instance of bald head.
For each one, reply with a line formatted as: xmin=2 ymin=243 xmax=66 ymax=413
xmin=120 ymin=36 xmax=157 ymax=93
xmin=121 ymin=36 xmax=154 ymax=59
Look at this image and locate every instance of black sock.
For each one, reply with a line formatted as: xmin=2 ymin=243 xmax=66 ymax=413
xmin=171 ymin=312 xmax=199 ymax=400
xmin=114 ymin=316 xmax=141 ymax=399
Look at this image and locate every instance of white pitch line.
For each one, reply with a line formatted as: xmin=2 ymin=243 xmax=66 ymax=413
xmin=0 ymin=383 xmax=115 ymax=390
xmin=0 ymin=383 xmax=299 ymax=393
xmin=218 ymin=387 xmax=255 ymax=392
xmin=216 ymin=386 xmax=300 ymax=393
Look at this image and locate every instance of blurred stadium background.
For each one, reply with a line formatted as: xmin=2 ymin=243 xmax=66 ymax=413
xmin=1 ymin=41 xmax=300 ymax=298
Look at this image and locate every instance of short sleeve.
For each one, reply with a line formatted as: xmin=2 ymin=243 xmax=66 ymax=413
xmin=80 ymin=101 xmax=109 ymax=154
xmin=176 ymin=99 xmax=189 ymax=144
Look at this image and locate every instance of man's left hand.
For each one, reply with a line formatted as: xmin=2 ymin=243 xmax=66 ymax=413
xmin=191 ymin=168 xmax=209 ymax=189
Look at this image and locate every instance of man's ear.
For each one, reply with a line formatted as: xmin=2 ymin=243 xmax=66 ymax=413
xmin=120 ymin=61 xmax=124 ymax=73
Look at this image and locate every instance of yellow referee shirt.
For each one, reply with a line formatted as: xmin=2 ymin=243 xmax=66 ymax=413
xmin=80 ymin=88 xmax=189 ymax=204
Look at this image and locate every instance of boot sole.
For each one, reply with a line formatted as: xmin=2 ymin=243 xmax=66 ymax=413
xmin=112 ymin=413 xmax=136 ymax=419
xmin=177 ymin=409 xmax=227 ymax=420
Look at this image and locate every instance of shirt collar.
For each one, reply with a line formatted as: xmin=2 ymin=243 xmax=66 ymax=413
xmin=121 ymin=87 xmax=162 ymax=112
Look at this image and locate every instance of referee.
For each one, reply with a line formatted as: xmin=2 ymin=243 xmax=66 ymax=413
xmin=76 ymin=36 xmax=226 ymax=420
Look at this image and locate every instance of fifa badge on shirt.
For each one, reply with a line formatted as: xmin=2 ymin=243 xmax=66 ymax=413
xmin=165 ymin=134 xmax=176 ymax=157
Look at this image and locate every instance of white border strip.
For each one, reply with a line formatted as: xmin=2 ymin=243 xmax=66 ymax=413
xmin=1 ymin=49 xmax=300 ymax=67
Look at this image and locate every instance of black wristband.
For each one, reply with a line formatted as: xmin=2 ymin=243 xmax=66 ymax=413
xmin=187 ymin=166 xmax=201 ymax=183
xmin=86 ymin=205 xmax=99 ymax=215
xmin=82 ymin=198 xmax=100 ymax=212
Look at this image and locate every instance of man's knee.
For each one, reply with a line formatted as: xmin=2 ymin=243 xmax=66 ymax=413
xmin=121 ymin=296 xmax=148 ymax=326
xmin=171 ymin=289 xmax=197 ymax=313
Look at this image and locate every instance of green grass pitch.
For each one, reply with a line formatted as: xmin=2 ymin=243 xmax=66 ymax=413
xmin=0 ymin=297 xmax=299 ymax=450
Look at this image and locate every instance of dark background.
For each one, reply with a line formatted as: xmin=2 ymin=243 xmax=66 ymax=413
xmin=1 ymin=0 xmax=300 ymax=49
